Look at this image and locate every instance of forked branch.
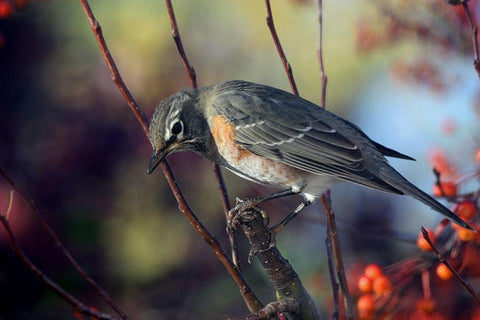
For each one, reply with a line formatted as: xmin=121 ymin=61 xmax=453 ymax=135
xmin=79 ymin=0 xmax=262 ymax=312
xmin=421 ymin=227 xmax=480 ymax=305
xmin=0 ymin=196 xmax=118 ymax=320
xmin=164 ymin=0 xmax=240 ymax=270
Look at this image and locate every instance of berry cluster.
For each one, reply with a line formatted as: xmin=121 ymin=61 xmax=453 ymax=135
xmin=351 ymin=146 xmax=480 ymax=319
xmin=355 ymin=264 xmax=392 ymax=319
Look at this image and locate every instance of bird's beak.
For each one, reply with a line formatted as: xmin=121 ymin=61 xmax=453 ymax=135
xmin=147 ymin=150 xmax=163 ymax=175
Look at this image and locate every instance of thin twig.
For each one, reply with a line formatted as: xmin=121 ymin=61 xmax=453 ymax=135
xmin=0 ymin=168 xmax=130 ymax=320
xmin=320 ymin=192 xmax=354 ymax=319
xmin=316 ymin=1 xmax=353 ymax=317
xmin=263 ymin=1 xmax=352 ymax=316
xmin=421 ymin=227 xmax=480 ymax=305
xmin=317 ymin=0 xmax=328 ymax=108
xmin=317 ymin=2 xmax=340 ymax=318
xmin=79 ymin=0 xmax=262 ymax=312
xmin=165 ymin=0 xmax=197 ymax=89
xmin=212 ymin=163 xmax=241 ymax=270
xmin=0 ymin=213 xmax=117 ymax=320
xmin=163 ymin=0 xmax=238 ymax=270
xmin=421 ymin=269 xmax=431 ymax=299
xmin=160 ymin=162 xmax=263 ymax=312
xmin=264 ymin=0 xmax=299 ymax=96
xmin=79 ymin=0 xmax=149 ymax=135
xmin=5 ymin=189 xmax=13 ymax=221
xmin=461 ymin=1 xmax=480 ymax=78
xmin=325 ymin=225 xmax=339 ymax=320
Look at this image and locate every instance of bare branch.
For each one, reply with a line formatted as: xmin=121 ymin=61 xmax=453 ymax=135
xmin=325 ymin=225 xmax=340 ymax=320
xmin=5 ymin=189 xmax=13 ymax=221
xmin=461 ymin=1 xmax=480 ymax=78
xmin=421 ymin=226 xmax=480 ymax=305
xmin=264 ymin=0 xmax=299 ymax=96
xmin=315 ymin=2 xmax=353 ymax=317
xmin=320 ymin=192 xmax=354 ymax=319
xmin=78 ymin=0 xmax=149 ymax=135
xmin=0 ymin=168 xmax=130 ymax=320
xmin=163 ymin=0 xmax=240 ymax=273
xmin=165 ymin=0 xmax=197 ymax=88
xmin=212 ymin=163 xmax=242 ymax=269
xmin=317 ymin=0 xmax=328 ymax=107
xmin=0 ymin=211 xmax=117 ymax=320
xmin=159 ymin=162 xmax=263 ymax=312
xmin=79 ymin=0 xmax=262 ymax=313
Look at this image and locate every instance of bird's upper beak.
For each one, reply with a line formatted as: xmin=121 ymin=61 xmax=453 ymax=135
xmin=147 ymin=150 xmax=163 ymax=175
xmin=147 ymin=138 xmax=178 ymax=174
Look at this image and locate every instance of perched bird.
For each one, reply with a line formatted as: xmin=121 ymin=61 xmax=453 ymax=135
xmin=147 ymin=80 xmax=469 ymax=229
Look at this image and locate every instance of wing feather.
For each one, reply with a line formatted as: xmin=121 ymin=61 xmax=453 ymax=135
xmin=209 ymin=80 xmax=406 ymax=194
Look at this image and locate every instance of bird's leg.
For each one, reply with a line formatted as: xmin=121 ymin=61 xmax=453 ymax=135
xmin=270 ymin=199 xmax=312 ymax=235
xmin=228 ymin=189 xmax=296 ymax=229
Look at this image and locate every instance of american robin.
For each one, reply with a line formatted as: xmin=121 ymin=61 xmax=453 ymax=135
xmin=147 ymin=80 xmax=470 ymax=229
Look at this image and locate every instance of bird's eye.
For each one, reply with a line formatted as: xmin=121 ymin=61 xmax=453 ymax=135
xmin=171 ymin=121 xmax=183 ymax=135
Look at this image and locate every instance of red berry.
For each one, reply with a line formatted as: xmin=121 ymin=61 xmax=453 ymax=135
xmin=372 ymin=275 xmax=391 ymax=296
xmin=433 ymin=182 xmax=457 ymax=198
xmin=458 ymin=227 xmax=476 ymax=242
xmin=357 ymin=294 xmax=375 ymax=314
xmin=364 ymin=264 xmax=383 ymax=280
xmin=417 ymin=229 xmax=435 ymax=251
xmin=0 ymin=1 xmax=13 ymax=19
xmin=358 ymin=275 xmax=373 ymax=293
xmin=435 ymin=263 xmax=453 ymax=280
xmin=416 ymin=297 xmax=436 ymax=314
xmin=457 ymin=201 xmax=476 ymax=220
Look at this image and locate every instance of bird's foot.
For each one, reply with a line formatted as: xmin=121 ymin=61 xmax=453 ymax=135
xmin=227 ymin=197 xmax=269 ymax=230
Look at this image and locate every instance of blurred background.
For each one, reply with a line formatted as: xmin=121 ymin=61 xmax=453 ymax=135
xmin=0 ymin=0 xmax=479 ymax=319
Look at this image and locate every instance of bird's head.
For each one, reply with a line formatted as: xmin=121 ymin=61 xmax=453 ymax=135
xmin=147 ymin=88 xmax=208 ymax=174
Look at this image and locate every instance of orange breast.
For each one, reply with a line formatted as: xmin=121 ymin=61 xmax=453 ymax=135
xmin=210 ymin=115 xmax=305 ymax=190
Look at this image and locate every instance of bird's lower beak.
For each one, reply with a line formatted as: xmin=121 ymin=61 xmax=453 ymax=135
xmin=147 ymin=150 xmax=164 ymax=174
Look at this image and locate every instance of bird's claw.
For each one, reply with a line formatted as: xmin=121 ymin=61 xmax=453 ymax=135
xmin=228 ymin=197 xmax=266 ymax=229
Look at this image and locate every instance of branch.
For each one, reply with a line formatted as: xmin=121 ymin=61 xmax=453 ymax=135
xmin=78 ymin=0 xmax=149 ymax=135
xmin=0 ymin=168 xmax=129 ymax=320
xmin=160 ymin=162 xmax=263 ymax=312
xmin=234 ymin=206 xmax=321 ymax=320
xmin=164 ymin=0 xmax=197 ymax=88
xmin=325 ymin=224 xmax=340 ymax=320
xmin=316 ymin=2 xmax=353 ymax=318
xmin=317 ymin=0 xmax=328 ymax=108
xmin=0 ymin=204 xmax=117 ymax=320
xmin=230 ymin=299 xmax=299 ymax=320
xmin=212 ymin=163 xmax=242 ymax=269
xmin=263 ymin=2 xmax=353 ymax=317
xmin=264 ymin=0 xmax=299 ymax=96
xmin=461 ymin=1 xmax=480 ymax=78
xmin=78 ymin=0 xmax=262 ymax=312
xmin=421 ymin=226 xmax=480 ymax=305
xmin=320 ymin=192 xmax=354 ymax=319
xmin=163 ymin=0 xmax=239 ymax=270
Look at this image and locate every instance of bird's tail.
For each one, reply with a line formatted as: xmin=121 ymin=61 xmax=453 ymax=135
xmin=377 ymin=167 xmax=472 ymax=230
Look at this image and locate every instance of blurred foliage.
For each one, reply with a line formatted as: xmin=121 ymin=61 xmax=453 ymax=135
xmin=0 ymin=0 xmax=479 ymax=319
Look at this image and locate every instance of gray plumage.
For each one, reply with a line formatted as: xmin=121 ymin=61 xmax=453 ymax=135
xmin=148 ymin=80 xmax=470 ymax=229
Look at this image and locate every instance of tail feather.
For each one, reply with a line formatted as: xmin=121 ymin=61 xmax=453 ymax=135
xmin=377 ymin=168 xmax=472 ymax=230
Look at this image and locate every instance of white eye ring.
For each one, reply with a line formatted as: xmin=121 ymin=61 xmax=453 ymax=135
xmin=171 ymin=120 xmax=183 ymax=135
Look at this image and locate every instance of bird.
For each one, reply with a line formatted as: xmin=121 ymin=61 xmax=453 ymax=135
xmin=147 ymin=80 xmax=470 ymax=230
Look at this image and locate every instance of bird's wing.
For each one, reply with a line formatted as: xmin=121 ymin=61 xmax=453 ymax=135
xmin=210 ymin=80 xmax=404 ymax=194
